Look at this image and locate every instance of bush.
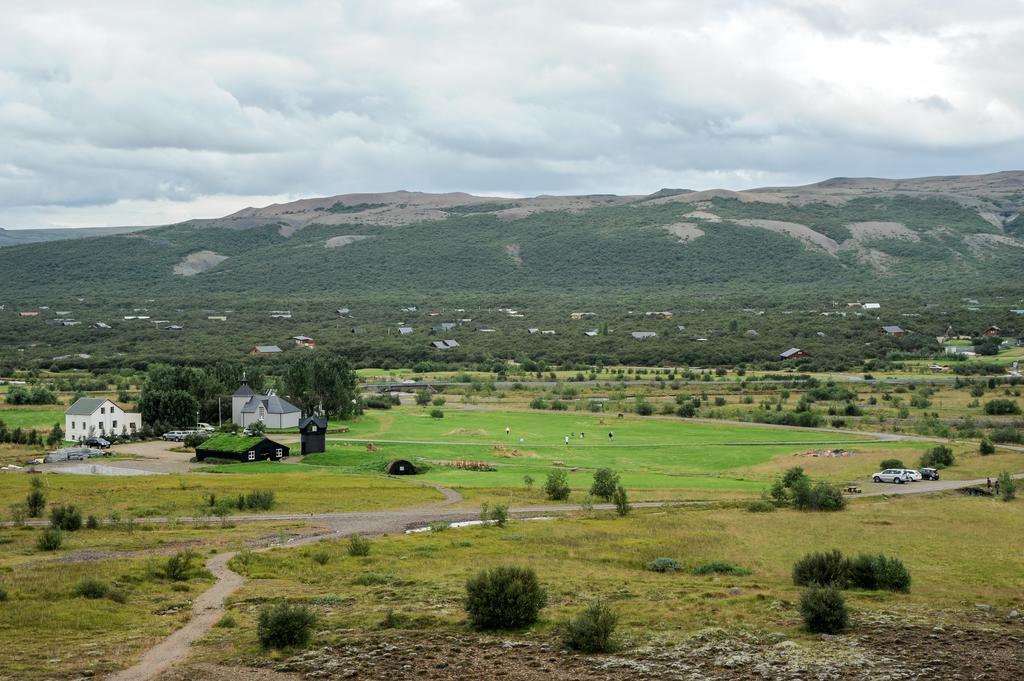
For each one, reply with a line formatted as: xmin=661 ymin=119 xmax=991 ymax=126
xmin=86 ymin=515 xmax=100 ymax=529
xmin=919 ymin=445 xmax=955 ymax=469
xmin=257 ymin=602 xmax=317 ymax=649
xmin=73 ymin=578 xmax=111 ymax=599
xmin=793 ymin=549 xmax=850 ymax=588
xmin=348 ymin=535 xmax=371 ymax=556
xmin=36 ymin=527 xmax=63 ymax=551
xmin=979 ymin=439 xmax=996 ymax=455
xmin=183 ymin=432 xmax=210 ymax=449
xmin=799 ymin=586 xmax=849 ymax=634
xmin=850 ymin=554 xmax=911 ymax=592
xmin=464 ymin=566 xmax=547 ymax=630
xmin=544 ymin=469 xmax=570 ymax=501
xmin=879 ymin=458 xmax=904 ymax=470
xmin=164 ymin=549 xmax=198 ymax=581
xmin=692 ymin=561 xmax=751 ymax=576
xmin=0 ymin=586 xmax=7 ymax=602
xmin=560 ymin=601 xmax=618 ymax=652
xmin=612 ymin=485 xmax=630 ymax=516
xmin=490 ymin=503 xmax=509 ymax=527
xmin=589 ymin=468 xmax=620 ymax=502
xmin=998 ymin=471 xmax=1017 ymax=501
xmin=792 ymin=479 xmax=846 ymax=512
xmin=311 ymin=550 xmax=331 ymax=565
xmin=49 ymin=505 xmax=83 ymax=531
xmin=241 ymin=489 xmax=275 ymax=511
xmin=746 ymin=500 xmax=776 ymax=513
xmin=984 ymin=399 xmax=1021 ymax=415
xmin=646 ymin=557 xmax=683 ymax=573
xmin=26 ymin=488 xmax=45 ymax=518
xmin=990 ymin=427 xmax=1022 ymax=443
xmin=431 ymin=396 xmax=446 ymax=407
xmin=429 ymin=409 xmax=444 ymax=419
xmin=216 ymin=613 xmax=237 ymax=628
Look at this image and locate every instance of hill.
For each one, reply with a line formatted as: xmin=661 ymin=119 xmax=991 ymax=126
xmin=0 ymin=225 xmax=153 ymax=248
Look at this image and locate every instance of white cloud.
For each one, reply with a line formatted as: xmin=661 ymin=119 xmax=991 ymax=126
xmin=0 ymin=0 xmax=1022 ymax=227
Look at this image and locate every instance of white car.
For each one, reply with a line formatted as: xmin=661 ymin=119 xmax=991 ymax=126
xmin=196 ymin=423 xmax=216 ymax=432
xmin=872 ymin=468 xmax=912 ymax=484
xmin=903 ymin=469 xmax=922 ymax=481
xmin=162 ymin=431 xmax=188 ymax=441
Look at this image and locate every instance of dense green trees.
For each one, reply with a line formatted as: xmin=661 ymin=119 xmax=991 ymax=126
xmin=282 ymin=354 xmax=359 ymax=418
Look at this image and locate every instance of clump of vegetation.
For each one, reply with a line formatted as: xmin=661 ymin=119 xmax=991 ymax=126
xmin=348 ymin=534 xmax=371 ymax=556
xmin=984 ymin=399 xmax=1021 ymax=415
xmin=26 ymin=477 xmax=46 ymax=518
xmin=919 ymin=445 xmax=954 ymax=469
xmin=879 ymin=458 xmax=904 ymax=470
xmin=849 ymin=554 xmax=911 ymax=592
xmin=979 ymin=439 xmax=995 ymax=455
xmin=352 ymin=572 xmax=394 ymax=586
xmin=237 ymin=489 xmax=275 ymax=511
xmin=490 ymin=503 xmax=509 ymax=527
xmin=429 ymin=521 xmax=451 ymax=532
xmin=257 ymin=602 xmax=317 ymax=649
xmin=997 ymin=471 xmax=1017 ymax=501
xmin=378 ymin=610 xmax=412 ymax=629
xmin=86 ymin=515 xmax=100 ymax=529
xmin=560 ymin=601 xmax=618 ymax=652
xmin=799 ymin=585 xmax=849 ymax=634
xmin=49 ymin=505 xmax=83 ymax=531
xmin=793 ymin=549 xmax=850 ymax=588
xmin=215 ymin=613 xmax=237 ymax=628
xmin=544 ymin=469 xmax=570 ymax=501
xmin=163 ymin=549 xmax=199 ymax=581
xmin=746 ymin=500 xmax=776 ymax=513
xmin=0 ymin=586 xmax=8 ymax=602
xmin=429 ymin=409 xmax=444 ymax=419
xmin=311 ymin=550 xmax=331 ymax=565
xmin=612 ymin=485 xmax=631 ymax=516
xmin=774 ymin=469 xmax=846 ymax=512
xmin=646 ymin=557 xmax=683 ymax=573
xmin=73 ymin=578 xmax=112 ymax=599
xmin=36 ymin=527 xmax=63 ymax=551
xmin=464 ymin=566 xmax=547 ymax=630
xmin=692 ymin=561 xmax=751 ymax=576
xmin=590 ymin=468 xmax=620 ymax=502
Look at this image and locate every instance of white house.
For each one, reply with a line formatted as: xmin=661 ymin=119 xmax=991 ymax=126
xmin=65 ymin=398 xmax=142 ymax=442
xmin=231 ymin=377 xmax=301 ymax=429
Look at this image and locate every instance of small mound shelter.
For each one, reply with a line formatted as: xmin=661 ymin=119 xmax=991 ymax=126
xmin=195 ymin=434 xmax=289 ymax=462
xmin=387 ymin=459 xmax=418 ymax=475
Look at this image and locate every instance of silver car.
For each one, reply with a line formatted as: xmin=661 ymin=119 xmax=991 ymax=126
xmin=903 ymin=469 xmax=923 ymax=481
xmin=872 ymin=468 xmax=912 ymax=484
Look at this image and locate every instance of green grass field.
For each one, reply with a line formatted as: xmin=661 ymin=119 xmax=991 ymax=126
xmin=0 ymin=405 xmax=64 ymax=432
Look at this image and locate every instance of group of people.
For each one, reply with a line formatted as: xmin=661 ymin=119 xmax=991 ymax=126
xmin=504 ymin=425 xmax=613 ymax=445
xmin=987 ymin=476 xmax=1002 ymax=495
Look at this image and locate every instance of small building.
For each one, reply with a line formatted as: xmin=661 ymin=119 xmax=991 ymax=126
xmin=231 ymin=377 xmax=301 ymax=429
xmin=631 ymin=331 xmax=657 ymax=340
xmin=880 ymin=325 xmax=905 ymax=337
xmin=18 ymin=311 xmax=39 ymax=317
xmin=983 ymin=325 xmax=1003 ymax=337
xmin=780 ymin=347 xmax=811 ymax=360
xmin=351 ymin=326 xmax=367 ymax=334
xmin=387 ymin=459 xmax=418 ymax=475
xmin=251 ymin=345 xmax=282 ymax=354
xmin=541 ymin=329 xmax=556 ymax=335
xmin=208 ymin=315 xmax=227 ymax=321
xmin=337 ymin=307 xmax=352 ymax=317
xmin=398 ymin=326 xmax=414 ymax=335
xmin=645 ymin=311 xmax=673 ymax=319
xmin=862 ymin=303 xmax=881 ymax=310
xmin=90 ymin=322 xmax=112 ymax=329
xmin=528 ymin=328 xmax=540 ymax=334
xmin=430 ymin=339 xmax=460 ymax=350
xmin=165 ymin=325 xmax=184 ymax=331
xmin=570 ymin=312 xmax=595 ymax=320
xmin=195 ymin=434 xmax=289 ymax=462
xmin=477 ymin=328 xmax=496 ymax=333
xmin=584 ymin=329 xmax=599 ymax=337
xmin=299 ymin=415 xmax=327 ymax=455
xmin=65 ymin=397 xmax=141 ymax=442
xmin=292 ymin=335 xmax=316 ymax=348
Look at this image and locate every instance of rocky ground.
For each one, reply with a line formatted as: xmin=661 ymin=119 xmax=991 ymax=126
xmin=159 ymin=612 xmax=1024 ymax=681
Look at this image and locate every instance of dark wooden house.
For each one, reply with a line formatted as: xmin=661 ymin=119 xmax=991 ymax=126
xmin=299 ymin=415 xmax=327 ymax=455
xmin=195 ymin=434 xmax=289 ymax=462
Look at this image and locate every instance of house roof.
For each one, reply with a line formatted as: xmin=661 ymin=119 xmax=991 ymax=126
xmin=253 ymin=345 xmax=282 ymax=353
xmin=881 ymin=325 xmax=904 ymax=333
xmin=292 ymin=336 xmax=314 ymax=341
xmin=299 ymin=415 xmax=328 ymax=430
xmin=240 ymin=394 xmax=300 ymax=415
xmin=197 ymin=434 xmax=274 ymax=453
xmin=631 ymin=331 xmax=657 ymax=339
xmin=780 ymin=347 xmax=804 ymax=358
xmin=65 ymin=397 xmax=115 ymax=416
xmin=430 ymin=339 xmax=460 ymax=349
xmin=233 ymin=379 xmax=256 ymax=397
xmin=398 ymin=326 xmax=413 ymax=334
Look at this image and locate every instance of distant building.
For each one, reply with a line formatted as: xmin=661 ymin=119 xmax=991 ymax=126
xmin=251 ymin=345 xmax=283 ymax=354
xmin=431 ymin=322 xmax=457 ymax=332
xmin=528 ymin=328 xmax=540 ymax=334
xmin=584 ymin=329 xmax=599 ymax=337
xmin=430 ymin=339 xmax=460 ymax=350
xmin=207 ymin=315 xmax=227 ymax=321
xmin=65 ymin=397 xmax=141 ymax=442
xmin=631 ymin=331 xmax=657 ymax=340
xmin=570 ymin=312 xmax=595 ymax=320
xmin=862 ymin=303 xmax=880 ymax=310
xmin=351 ymin=327 xmax=367 ymax=334
xmin=299 ymin=415 xmax=328 ymax=455
xmin=983 ymin=325 xmax=1003 ymax=337
xmin=398 ymin=326 xmax=414 ymax=335
xmin=231 ymin=376 xmax=301 ymax=429
xmin=780 ymin=347 xmax=811 ymax=360
xmin=292 ymin=335 xmax=316 ymax=348
xmin=337 ymin=307 xmax=352 ymax=317
xmin=645 ymin=311 xmax=673 ymax=319
xmin=18 ymin=311 xmax=39 ymax=317
xmin=880 ymin=325 xmax=906 ymax=337
xmin=90 ymin=322 xmax=112 ymax=329
xmin=195 ymin=434 xmax=289 ymax=463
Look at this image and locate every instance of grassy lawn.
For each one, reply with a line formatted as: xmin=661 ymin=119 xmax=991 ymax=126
xmin=194 ymin=493 xmax=1024 ymax=664
xmin=0 ymin=469 xmax=442 ymax=519
xmin=0 ymin=405 xmax=64 ymax=432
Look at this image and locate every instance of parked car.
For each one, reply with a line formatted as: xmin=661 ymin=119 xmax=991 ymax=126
xmin=84 ymin=436 xmax=111 ymax=449
xmin=920 ymin=467 xmax=940 ymax=480
xmin=162 ymin=431 xmax=188 ymax=442
xmin=872 ymin=468 xmax=912 ymax=484
xmin=196 ymin=423 xmax=216 ymax=432
xmin=903 ymin=469 xmax=922 ymax=481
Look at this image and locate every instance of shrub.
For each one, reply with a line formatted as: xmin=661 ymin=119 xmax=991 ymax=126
xmin=692 ymin=561 xmax=751 ymax=576
xmin=36 ymin=527 xmax=63 ymax=551
xmin=49 ymin=505 xmax=83 ymax=531
xmin=990 ymin=427 xmax=1022 ymax=443
xmin=879 ymin=458 xmax=904 ymax=470
xmin=793 ymin=549 xmax=850 ymax=588
xmin=107 ymin=587 xmax=128 ymax=603
xmin=799 ymin=586 xmax=849 ymax=634
xmin=998 ymin=471 xmax=1017 ymax=501
xmin=86 ymin=515 xmax=100 ymax=529
xmin=746 ymin=500 xmax=776 ymax=513
xmin=919 ymin=445 xmax=955 ymax=469
xmin=183 ymin=432 xmax=210 ymax=449
xmin=348 ymin=535 xmax=371 ymax=556
xmin=979 ymin=439 xmax=996 ymax=455
xmin=984 ymin=399 xmax=1021 ymax=415
xmin=792 ymin=480 xmax=846 ymax=512
xmin=464 ymin=566 xmax=547 ymax=630
xmin=850 ymin=554 xmax=911 ymax=592
xmin=429 ymin=409 xmax=444 ymax=419
xmin=257 ymin=602 xmax=317 ymax=649
xmin=490 ymin=503 xmax=509 ymax=527
xmin=215 ymin=613 xmax=237 ymax=628
xmin=646 ymin=557 xmax=683 ymax=573
xmin=73 ymin=578 xmax=111 ymax=599
xmin=612 ymin=485 xmax=631 ymax=516
xmin=589 ymin=468 xmax=620 ymax=502
xmin=311 ymin=550 xmax=331 ymax=565
xmin=352 ymin=572 xmax=393 ymax=586
xmin=241 ymin=489 xmax=275 ymax=511
xmin=0 ymin=586 xmax=7 ymax=602
xmin=164 ymin=549 xmax=198 ymax=581
xmin=561 ymin=601 xmax=618 ymax=652
xmin=26 ymin=488 xmax=46 ymax=518
xmin=544 ymin=469 xmax=570 ymax=501
xmin=431 ymin=396 xmax=446 ymax=407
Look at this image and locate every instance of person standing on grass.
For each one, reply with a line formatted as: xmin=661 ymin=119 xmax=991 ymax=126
xmin=987 ymin=477 xmax=993 ymax=490
xmin=565 ymin=435 xmax=569 ymax=445
xmin=506 ymin=426 xmax=510 ymax=436
xmin=994 ymin=479 xmax=1001 ymax=496
xmin=608 ymin=431 xmax=613 ymax=441
xmin=581 ymin=432 xmax=585 ymax=439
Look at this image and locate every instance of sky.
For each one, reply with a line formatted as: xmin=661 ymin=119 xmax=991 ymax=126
xmin=1 ymin=0 xmax=1023 ymax=229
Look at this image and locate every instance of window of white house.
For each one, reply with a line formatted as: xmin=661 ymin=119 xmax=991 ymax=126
xmin=112 ymin=420 xmax=118 ymax=429
xmin=130 ymin=422 xmax=137 ymax=430
xmin=71 ymin=421 xmax=75 ymax=430
xmin=100 ymin=407 xmax=105 ymax=414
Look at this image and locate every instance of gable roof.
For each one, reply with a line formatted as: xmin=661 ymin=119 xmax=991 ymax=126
xmin=233 ymin=379 xmax=256 ymax=397
xmin=240 ymin=394 xmax=300 ymax=415
xmin=631 ymin=331 xmax=657 ymax=339
xmin=398 ymin=326 xmax=413 ymax=334
xmin=881 ymin=325 xmax=904 ymax=334
xmin=430 ymin=339 xmax=460 ymax=349
xmin=253 ymin=345 xmax=282 ymax=353
xmin=299 ymin=415 xmax=328 ymax=430
xmin=780 ymin=347 xmax=804 ymax=358
xmin=65 ymin=397 xmax=115 ymax=416
xmin=196 ymin=434 xmax=276 ymax=453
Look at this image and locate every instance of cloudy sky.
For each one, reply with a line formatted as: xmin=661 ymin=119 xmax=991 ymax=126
xmin=2 ymin=0 xmax=1023 ymax=228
